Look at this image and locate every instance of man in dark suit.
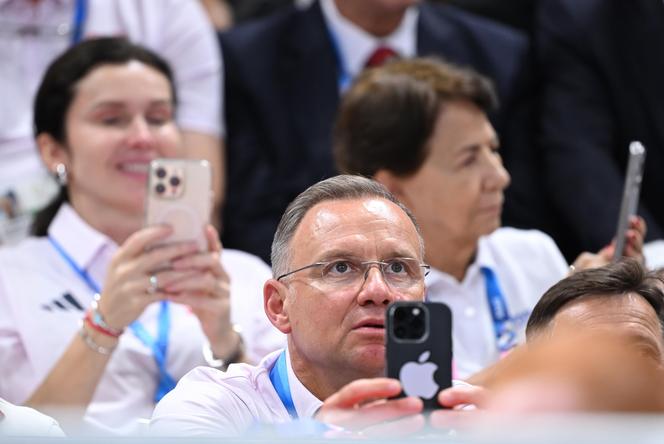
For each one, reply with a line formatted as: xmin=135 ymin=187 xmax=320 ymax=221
xmin=538 ymin=0 xmax=664 ymax=259
xmin=220 ymin=0 xmax=544 ymax=262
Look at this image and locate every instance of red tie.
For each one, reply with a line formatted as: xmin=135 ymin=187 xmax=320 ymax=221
xmin=364 ymin=46 xmax=399 ymax=68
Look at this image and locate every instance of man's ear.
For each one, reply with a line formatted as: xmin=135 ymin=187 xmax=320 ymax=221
xmin=374 ymin=169 xmax=409 ymax=206
xmin=36 ymin=132 xmax=70 ymax=173
xmin=264 ymin=279 xmax=292 ymax=334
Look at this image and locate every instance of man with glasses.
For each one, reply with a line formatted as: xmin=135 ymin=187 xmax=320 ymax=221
xmin=150 ymin=175 xmax=457 ymax=436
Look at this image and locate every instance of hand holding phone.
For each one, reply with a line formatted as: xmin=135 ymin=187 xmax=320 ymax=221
xmin=144 ymin=158 xmax=212 ymax=252
xmin=386 ymin=301 xmax=453 ymax=410
xmin=613 ymin=141 xmax=646 ymax=261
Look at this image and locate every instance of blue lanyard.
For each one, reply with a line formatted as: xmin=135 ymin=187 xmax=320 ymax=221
xmin=269 ymin=351 xmax=298 ymax=419
xmin=480 ymin=267 xmax=517 ymax=353
xmin=326 ymin=29 xmax=352 ymax=92
xmin=71 ymin=0 xmax=88 ymax=46
xmin=48 ymin=236 xmax=176 ymax=403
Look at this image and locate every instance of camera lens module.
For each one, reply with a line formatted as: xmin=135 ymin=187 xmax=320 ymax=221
xmin=169 ymin=176 xmax=181 ymax=187
xmin=155 ymin=183 xmax=166 ymax=194
xmin=156 ymin=167 xmax=167 ymax=179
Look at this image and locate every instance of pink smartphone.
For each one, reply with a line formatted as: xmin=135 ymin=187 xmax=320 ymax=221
xmin=144 ymin=158 xmax=212 ymax=251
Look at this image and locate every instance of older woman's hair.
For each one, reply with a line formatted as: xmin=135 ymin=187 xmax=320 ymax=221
xmin=31 ymin=37 xmax=176 ymax=236
xmin=334 ymin=57 xmax=498 ymax=178
xmin=270 ymin=175 xmax=424 ymax=278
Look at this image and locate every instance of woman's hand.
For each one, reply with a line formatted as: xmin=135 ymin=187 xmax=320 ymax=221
xmin=571 ymin=216 xmax=646 ymax=272
xmin=96 ymin=225 xmax=200 ymax=330
xmin=163 ymin=225 xmax=238 ymax=359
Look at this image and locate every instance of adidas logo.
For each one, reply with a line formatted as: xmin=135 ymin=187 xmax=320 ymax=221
xmin=41 ymin=292 xmax=85 ymax=312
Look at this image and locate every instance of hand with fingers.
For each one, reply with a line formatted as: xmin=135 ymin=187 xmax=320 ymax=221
xmin=618 ymin=215 xmax=647 ymax=263
xmin=95 ymin=224 xmax=202 ymax=332
xmin=315 ymin=378 xmax=425 ymax=438
xmin=429 ymin=385 xmax=489 ymax=430
xmin=159 ymin=225 xmax=240 ymax=361
xmin=571 ymin=216 xmax=647 ymax=273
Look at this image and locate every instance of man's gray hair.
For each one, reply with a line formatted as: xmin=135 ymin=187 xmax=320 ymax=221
xmin=271 ymin=175 xmax=424 ymax=277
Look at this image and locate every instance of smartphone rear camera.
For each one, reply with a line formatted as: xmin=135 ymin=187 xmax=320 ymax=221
xmin=169 ymin=176 xmax=181 ymax=187
xmin=155 ymin=167 xmax=167 ymax=179
xmin=392 ymin=304 xmax=428 ymax=341
xmin=155 ymin=183 xmax=166 ymax=194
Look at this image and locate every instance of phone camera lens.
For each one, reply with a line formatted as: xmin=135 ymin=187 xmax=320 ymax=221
xmin=395 ymin=326 xmax=406 ymax=339
xmin=394 ymin=307 xmax=407 ymax=321
xmin=155 ymin=183 xmax=166 ymax=194
xmin=156 ymin=167 xmax=167 ymax=178
xmin=169 ymin=176 xmax=181 ymax=187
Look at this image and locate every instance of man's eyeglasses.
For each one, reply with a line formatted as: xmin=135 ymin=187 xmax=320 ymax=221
xmin=276 ymin=257 xmax=430 ymax=290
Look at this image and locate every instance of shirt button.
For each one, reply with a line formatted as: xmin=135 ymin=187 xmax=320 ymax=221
xmin=464 ymin=306 xmax=476 ymax=318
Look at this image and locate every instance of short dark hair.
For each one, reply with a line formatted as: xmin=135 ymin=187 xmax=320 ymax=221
xmin=334 ymin=57 xmax=498 ymax=178
xmin=31 ymin=37 xmax=176 ymax=236
xmin=526 ymin=259 xmax=664 ymax=339
xmin=270 ymin=175 xmax=423 ymax=277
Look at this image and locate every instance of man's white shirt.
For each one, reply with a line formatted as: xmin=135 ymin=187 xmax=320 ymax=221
xmin=151 ymin=348 xmax=472 ymax=437
xmin=150 ymin=348 xmax=323 ymax=437
xmin=426 ymin=227 xmax=568 ymax=379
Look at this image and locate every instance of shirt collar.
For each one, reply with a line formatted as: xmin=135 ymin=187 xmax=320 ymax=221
xmin=320 ymin=0 xmax=419 ymax=80
xmin=285 ymin=347 xmax=324 ymax=418
xmin=425 ymin=235 xmax=498 ymax=289
xmin=47 ymin=203 xmax=117 ymax=274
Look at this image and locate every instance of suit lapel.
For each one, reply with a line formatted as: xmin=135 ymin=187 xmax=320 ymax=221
xmin=417 ymin=3 xmax=466 ymax=62
xmin=280 ymin=1 xmax=339 ymax=180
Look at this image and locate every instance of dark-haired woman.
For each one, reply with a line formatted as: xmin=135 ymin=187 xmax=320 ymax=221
xmin=0 ymin=38 xmax=283 ymax=434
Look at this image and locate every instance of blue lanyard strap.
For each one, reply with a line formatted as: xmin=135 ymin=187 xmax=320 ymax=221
xmin=326 ymin=28 xmax=352 ymax=92
xmin=269 ymin=351 xmax=298 ymax=419
xmin=480 ymin=266 xmax=517 ymax=353
xmin=48 ymin=236 xmax=176 ymax=402
xmin=71 ymin=0 xmax=88 ymax=45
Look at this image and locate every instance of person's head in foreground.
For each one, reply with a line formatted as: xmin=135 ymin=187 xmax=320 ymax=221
xmin=459 ymin=259 xmax=664 ymax=415
xmin=526 ymin=258 xmax=664 ymax=364
xmin=334 ymin=57 xmax=506 ymax=278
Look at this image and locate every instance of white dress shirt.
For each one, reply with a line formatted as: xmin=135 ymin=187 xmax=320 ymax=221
xmin=0 ymin=204 xmax=285 ymax=434
xmin=0 ymin=398 xmax=65 ymax=437
xmin=0 ymin=0 xmax=222 ymax=240
xmin=150 ymin=346 xmax=470 ymax=437
xmin=319 ymin=0 xmax=418 ymax=89
xmin=426 ymin=228 xmax=568 ymax=379
xmin=150 ymin=348 xmax=323 ymax=437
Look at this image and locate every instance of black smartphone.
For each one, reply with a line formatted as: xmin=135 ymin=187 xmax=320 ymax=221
xmin=386 ymin=301 xmax=453 ymax=410
xmin=613 ymin=141 xmax=646 ymax=261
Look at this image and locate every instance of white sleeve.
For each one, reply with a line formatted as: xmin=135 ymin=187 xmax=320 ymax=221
xmin=0 ymin=267 xmax=30 ymax=404
xmin=149 ymin=369 xmax=246 ymax=437
xmin=85 ymin=0 xmax=224 ymax=137
xmin=146 ymin=0 xmax=224 ymax=137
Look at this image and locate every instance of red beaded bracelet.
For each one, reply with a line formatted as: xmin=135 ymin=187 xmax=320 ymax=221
xmin=83 ymin=310 xmax=123 ymax=338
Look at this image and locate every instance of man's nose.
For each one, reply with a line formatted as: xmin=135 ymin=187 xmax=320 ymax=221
xmin=356 ymin=265 xmax=396 ymax=306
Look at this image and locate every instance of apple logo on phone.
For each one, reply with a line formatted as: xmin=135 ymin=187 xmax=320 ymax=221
xmin=399 ymin=351 xmax=438 ymax=399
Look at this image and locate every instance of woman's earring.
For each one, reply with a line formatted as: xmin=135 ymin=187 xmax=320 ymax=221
xmin=55 ymin=163 xmax=68 ymax=186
